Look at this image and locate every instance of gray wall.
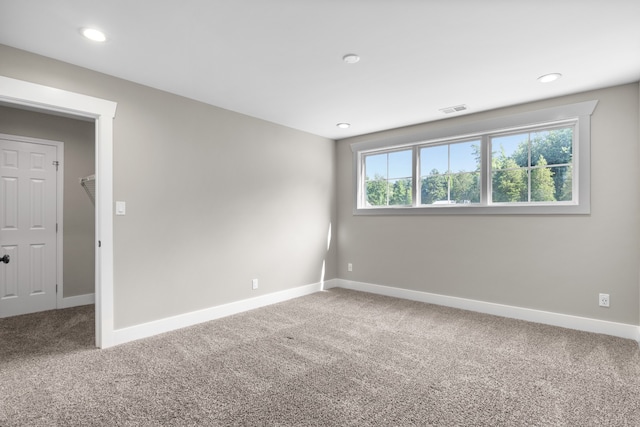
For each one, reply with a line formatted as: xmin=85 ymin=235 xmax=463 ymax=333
xmin=0 ymin=45 xmax=337 ymax=329
xmin=1 ymin=43 xmax=637 ymax=330
xmin=337 ymin=83 xmax=640 ymax=325
xmin=0 ymin=105 xmax=95 ymax=298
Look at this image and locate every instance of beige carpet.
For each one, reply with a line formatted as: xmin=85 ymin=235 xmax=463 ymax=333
xmin=1 ymin=288 xmax=639 ymax=426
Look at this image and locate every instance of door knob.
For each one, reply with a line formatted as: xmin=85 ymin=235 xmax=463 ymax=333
xmin=0 ymin=255 xmax=9 ymax=264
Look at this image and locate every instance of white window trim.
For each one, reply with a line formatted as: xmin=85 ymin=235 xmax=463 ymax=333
xmin=351 ymin=100 xmax=597 ymax=215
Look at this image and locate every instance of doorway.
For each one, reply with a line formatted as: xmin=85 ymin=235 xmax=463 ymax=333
xmin=0 ymin=75 xmax=117 ymax=348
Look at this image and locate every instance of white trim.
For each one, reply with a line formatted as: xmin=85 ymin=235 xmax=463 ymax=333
xmin=332 ymin=279 xmax=640 ymax=342
xmin=112 ymin=279 xmax=339 ymax=346
xmin=56 ymin=142 xmax=65 ymax=310
xmin=350 ymin=101 xmax=598 ymax=153
xmin=0 ymin=76 xmax=117 ymax=348
xmin=352 ymin=100 xmax=596 ymax=215
xmin=60 ymin=293 xmax=95 ymax=309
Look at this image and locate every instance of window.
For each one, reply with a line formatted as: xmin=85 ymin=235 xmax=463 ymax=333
xmin=352 ymin=101 xmax=597 ymax=215
xmin=491 ymin=127 xmax=573 ymax=204
xmin=420 ymin=139 xmax=481 ymax=205
xmin=364 ymin=149 xmax=412 ymax=206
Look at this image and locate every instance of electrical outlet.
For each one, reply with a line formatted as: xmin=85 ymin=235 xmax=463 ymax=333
xmin=252 ymin=279 xmax=258 ymax=290
xmin=347 ymin=263 xmax=353 ymax=272
xmin=599 ymin=293 xmax=609 ymax=307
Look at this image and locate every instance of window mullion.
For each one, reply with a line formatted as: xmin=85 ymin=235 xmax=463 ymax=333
xmin=447 ymin=144 xmax=451 ymax=202
xmin=413 ymin=146 xmax=419 ymax=206
xmin=482 ymin=135 xmax=490 ymax=205
xmin=358 ymin=152 xmax=365 ymax=208
xmin=386 ymin=153 xmax=390 ymax=206
xmin=527 ymin=133 xmax=532 ymax=202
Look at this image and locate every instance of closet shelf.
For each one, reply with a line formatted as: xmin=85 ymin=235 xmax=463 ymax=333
xmin=80 ymin=174 xmax=96 ymax=204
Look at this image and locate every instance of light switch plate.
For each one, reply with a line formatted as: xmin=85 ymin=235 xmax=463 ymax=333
xmin=115 ymin=201 xmax=126 ymax=215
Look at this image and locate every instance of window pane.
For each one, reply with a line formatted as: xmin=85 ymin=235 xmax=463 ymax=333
xmin=531 ymin=166 xmax=556 ymax=202
xmin=421 ymin=175 xmax=449 ymax=205
xmin=530 ymin=130 xmax=550 ymax=167
xmin=389 ymin=178 xmax=412 ymax=205
xmin=492 ymin=133 xmax=528 ymax=169
xmin=550 ymin=165 xmax=572 ymax=201
xmin=492 ymin=169 xmax=527 ymax=202
xmin=365 ymin=153 xmax=387 ymax=180
xmin=451 ymin=172 xmax=480 ymax=203
xmin=531 ymin=128 xmax=573 ymax=167
xmin=450 ymin=141 xmax=480 ymax=173
xmin=388 ymin=150 xmax=412 ymax=179
xmin=420 ymin=145 xmax=448 ymax=176
xmin=366 ymin=179 xmax=388 ymax=206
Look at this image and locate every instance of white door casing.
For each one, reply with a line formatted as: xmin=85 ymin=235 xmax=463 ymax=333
xmin=0 ymin=75 xmax=117 ymax=348
xmin=0 ymin=136 xmax=61 ymax=317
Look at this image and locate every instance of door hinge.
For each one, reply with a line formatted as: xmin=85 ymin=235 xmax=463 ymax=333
xmin=98 ymin=240 xmax=102 ymax=248
xmin=56 ymin=223 xmax=58 ymax=233
xmin=56 ymin=284 xmax=58 ymax=293
xmin=53 ymin=160 xmax=60 ymax=171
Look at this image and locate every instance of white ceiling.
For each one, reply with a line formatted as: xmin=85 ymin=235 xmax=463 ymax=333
xmin=1 ymin=0 xmax=639 ymax=140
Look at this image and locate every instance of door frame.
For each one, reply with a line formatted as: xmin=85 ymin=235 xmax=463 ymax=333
xmin=0 ymin=75 xmax=117 ymax=348
xmin=0 ymin=134 xmax=64 ymax=313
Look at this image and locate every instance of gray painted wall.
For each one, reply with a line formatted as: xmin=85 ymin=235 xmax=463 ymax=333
xmin=1 ymin=43 xmax=637 ymax=330
xmin=0 ymin=45 xmax=337 ymax=329
xmin=0 ymin=106 xmax=95 ymax=298
xmin=337 ymin=83 xmax=640 ymax=325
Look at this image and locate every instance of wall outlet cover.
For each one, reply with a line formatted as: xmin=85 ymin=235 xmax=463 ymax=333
xmin=599 ymin=293 xmax=610 ymax=307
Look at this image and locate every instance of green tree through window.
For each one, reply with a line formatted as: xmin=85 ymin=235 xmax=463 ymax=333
xmin=491 ymin=127 xmax=572 ymax=203
xmin=420 ymin=140 xmax=480 ymax=205
xmin=364 ymin=150 xmax=412 ymax=206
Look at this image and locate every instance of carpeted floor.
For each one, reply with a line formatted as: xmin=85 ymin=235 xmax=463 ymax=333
xmin=1 ymin=288 xmax=639 ymax=426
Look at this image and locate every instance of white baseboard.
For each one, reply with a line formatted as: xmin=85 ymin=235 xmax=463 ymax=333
xmin=107 ymin=277 xmax=639 ymax=347
xmin=112 ymin=279 xmax=339 ymax=346
xmin=60 ymin=293 xmax=95 ymax=309
xmin=332 ymin=279 xmax=640 ymax=342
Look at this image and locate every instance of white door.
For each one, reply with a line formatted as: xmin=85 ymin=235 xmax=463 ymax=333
xmin=0 ymin=137 xmax=58 ymax=317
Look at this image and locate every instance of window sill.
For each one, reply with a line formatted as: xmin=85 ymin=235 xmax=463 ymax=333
xmin=354 ymin=202 xmax=589 ymax=216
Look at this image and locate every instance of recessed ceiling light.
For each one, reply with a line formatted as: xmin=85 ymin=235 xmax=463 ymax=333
xmin=342 ymin=54 xmax=360 ymax=64
xmin=537 ymin=73 xmax=562 ymax=83
xmin=336 ymin=123 xmax=351 ymax=129
xmin=82 ymin=28 xmax=107 ymax=42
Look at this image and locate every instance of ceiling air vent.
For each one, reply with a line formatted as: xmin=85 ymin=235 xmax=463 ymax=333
xmin=439 ymin=104 xmax=468 ymax=114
